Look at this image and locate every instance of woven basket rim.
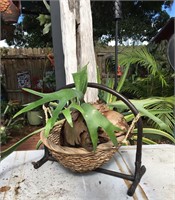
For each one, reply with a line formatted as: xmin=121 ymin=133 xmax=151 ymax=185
xmin=40 ymin=118 xmax=122 ymax=155
xmin=40 ymin=131 xmax=119 ymax=155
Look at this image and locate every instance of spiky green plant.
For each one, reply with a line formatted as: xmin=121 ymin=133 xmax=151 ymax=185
xmin=97 ymin=42 xmax=174 ymax=144
xmin=146 ymin=96 xmax=175 ymax=135
xmin=1 ymin=66 xmax=122 ymax=161
xmin=98 ymin=45 xmax=172 ymax=101
xmin=118 ymin=43 xmax=174 ymax=98
xmin=109 ymin=96 xmax=175 ymax=143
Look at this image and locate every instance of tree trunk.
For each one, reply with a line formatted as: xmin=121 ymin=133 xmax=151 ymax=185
xmin=59 ymin=0 xmax=97 ymax=102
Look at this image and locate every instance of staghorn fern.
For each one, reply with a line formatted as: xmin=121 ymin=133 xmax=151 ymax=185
xmin=1 ymin=65 xmax=123 ymax=161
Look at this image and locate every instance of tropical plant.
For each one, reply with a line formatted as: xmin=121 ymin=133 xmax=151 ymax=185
xmin=1 ymin=66 xmax=131 ymax=160
xmin=109 ymin=96 xmax=174 ymax=136
xmin=0 ymin=100 xmax=25 ymax=144
xmin=96 ymin=44 xmax=175 ymax=144
xmin=118 ymin=43 xmax=174 ymax=98
xmin=37 ymin=0 xmax=51 ymax=35
xmin=91 ymin=1 xmax=171 ymax=44
xmin=145 ymin=96 xmax=175 ymax=134
xmin=99 ymin=80 xmax=175 ymax=144
xmin=5 ymin=1 xmax=172 ymax=47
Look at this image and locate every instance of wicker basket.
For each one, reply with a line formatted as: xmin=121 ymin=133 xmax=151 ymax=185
xmin=40 ymin=120 xmax=124 ymax=173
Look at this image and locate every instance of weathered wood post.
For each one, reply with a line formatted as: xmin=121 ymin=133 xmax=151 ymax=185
xmin=50 ymin=0 xmax=97 ymax=101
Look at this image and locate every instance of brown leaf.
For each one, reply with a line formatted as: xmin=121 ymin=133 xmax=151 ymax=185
xmin=62 ymin=113 xmax=88 ymax=146
xmin=103 ymin=110 xmax=129 ymax=131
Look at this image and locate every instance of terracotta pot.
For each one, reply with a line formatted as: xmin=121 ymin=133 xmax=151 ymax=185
xmin=1 ymin=0 xmax=21 ymax=23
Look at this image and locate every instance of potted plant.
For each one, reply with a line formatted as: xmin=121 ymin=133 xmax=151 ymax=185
xmin=27 ymin=108 xmax=43 ymax=126
xmin=1 ymin=66 xmax=135 ymax=172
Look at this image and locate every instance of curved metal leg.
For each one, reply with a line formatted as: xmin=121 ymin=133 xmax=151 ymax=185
xmin=127 ymin=165 xmax=146 ymax=196
xmin=32 ymin=146 xmax=56 ymax=169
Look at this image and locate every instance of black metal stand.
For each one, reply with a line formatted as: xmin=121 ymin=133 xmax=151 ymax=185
xmin=32 ymin=146 xmax=57 ymax=169
xmin=32 ymin=83 xmax=146 ymax=196
xmin=114 ymin=0 xmax=122 ymax=90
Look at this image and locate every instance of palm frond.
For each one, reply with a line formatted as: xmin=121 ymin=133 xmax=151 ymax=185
xmin=118 ymin=46 xmax=168 ymax=87
xmin=146 ymin=96 xmax=175 ymax=135
xmin=109 ymin=96 xmax=175 ymax=135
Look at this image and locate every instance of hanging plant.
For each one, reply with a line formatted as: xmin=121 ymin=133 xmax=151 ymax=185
xmin=0 ymin=0 xmax=21 ymax=23
xmin=1 ymin=66 xmax=133 ymax=173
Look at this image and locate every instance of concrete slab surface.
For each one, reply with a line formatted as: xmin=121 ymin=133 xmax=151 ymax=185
xmin=0 ymin=144 xmax=174 ymax=200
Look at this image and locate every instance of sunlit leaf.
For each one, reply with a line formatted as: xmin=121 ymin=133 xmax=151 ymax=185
xmin=62 ymin=108 xmax=73 ymax=127
xmin=37 ymin=14 xmax=46 ymax=26
xmin=109 ymin=98 xmax=172 ymax=133
xmin=43 ymin=23 xmax=51 ymax=35
xmin=132 ymin=136 xmax=157 ymax=144
xmin=72 ymin=65 xmax=88 ymax=95
xmin=13 ymin=88 xmax=83 ymax=118
xmin=132 ymin=128 xmax=175 ymax=143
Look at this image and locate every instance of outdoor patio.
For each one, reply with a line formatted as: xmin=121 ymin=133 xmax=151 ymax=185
xmin=1 ymin=1 xmax=174 ymax=200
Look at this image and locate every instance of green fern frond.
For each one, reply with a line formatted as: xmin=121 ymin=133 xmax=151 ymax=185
xmin=118 ymin=46 xmax=168 ymax=87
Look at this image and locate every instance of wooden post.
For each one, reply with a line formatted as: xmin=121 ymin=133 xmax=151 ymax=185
xmin=50 ymin=0 xmax=66 ymax=90
xmin=78 ymin=0 xmax=97 ymax=102
xmin=55 ymin=0 xmax=98 ymax=101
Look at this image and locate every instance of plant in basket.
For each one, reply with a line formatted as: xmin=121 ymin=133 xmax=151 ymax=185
xmin=1 ymin=66 xmax=134 ymax=172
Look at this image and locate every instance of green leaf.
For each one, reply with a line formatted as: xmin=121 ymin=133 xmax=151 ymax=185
xmin=103 ymin=77 xmax=115 ymax=103
xmin=124 ymin=113 xmax=135 ymax=122
xmin=72 ymin=65 xmax=88 ymax=95
xmin=81 ymin=103 xmax=121 ymax=150
xmin=67 ymin=103 xmax=121 ymax=150
xmin=69 ymin=102 xmax=85 ymax=114
xmin=96 ymin=65 xmax=102 ymax=85
xmin=109 ymin=98 xmax=172 ymax=133
xmin=62 ymin=108 xmax=73 ymax=127
xmin=44 ymin=101 xmax=65 ymax=137
xmin=22 ymin=88 xmax=47 ymax=97
xmin=36 ymin=139 xmax=43 ymax=149
xmin=1 ymin=127 xmax=44 ymax=161
xmin=132 ymin=136 xmax=157 ymax=144
xmin=37 ymin=14 xmax=47 ymax=26
xmin=147 ymin=109 xmax=173 ymax=115
xmin=132 ymin=128 xmax=175 ymax=143
xmin=14 ymin=88 xmax=83 ymax=119
xmin=13 ymin=88 xmax=83 ymax=139
xmin=43 ymin=23 xmax=51 ymax=35
xmin=139 ymin=107 xmax=172 ymax=133
xmin=117 ymin=63 xmax=130 ymax=93
xmin=124 ymin=109 xmax=172 ymax=123
xmin=118 ymin=47 xmax=168 ymax=87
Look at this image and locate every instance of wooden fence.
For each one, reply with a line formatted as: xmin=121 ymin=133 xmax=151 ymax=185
xmin=1 ymin=48 xmax=53 ymax=104
xmin=1 ymin=47 xmax=115 ymax=104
